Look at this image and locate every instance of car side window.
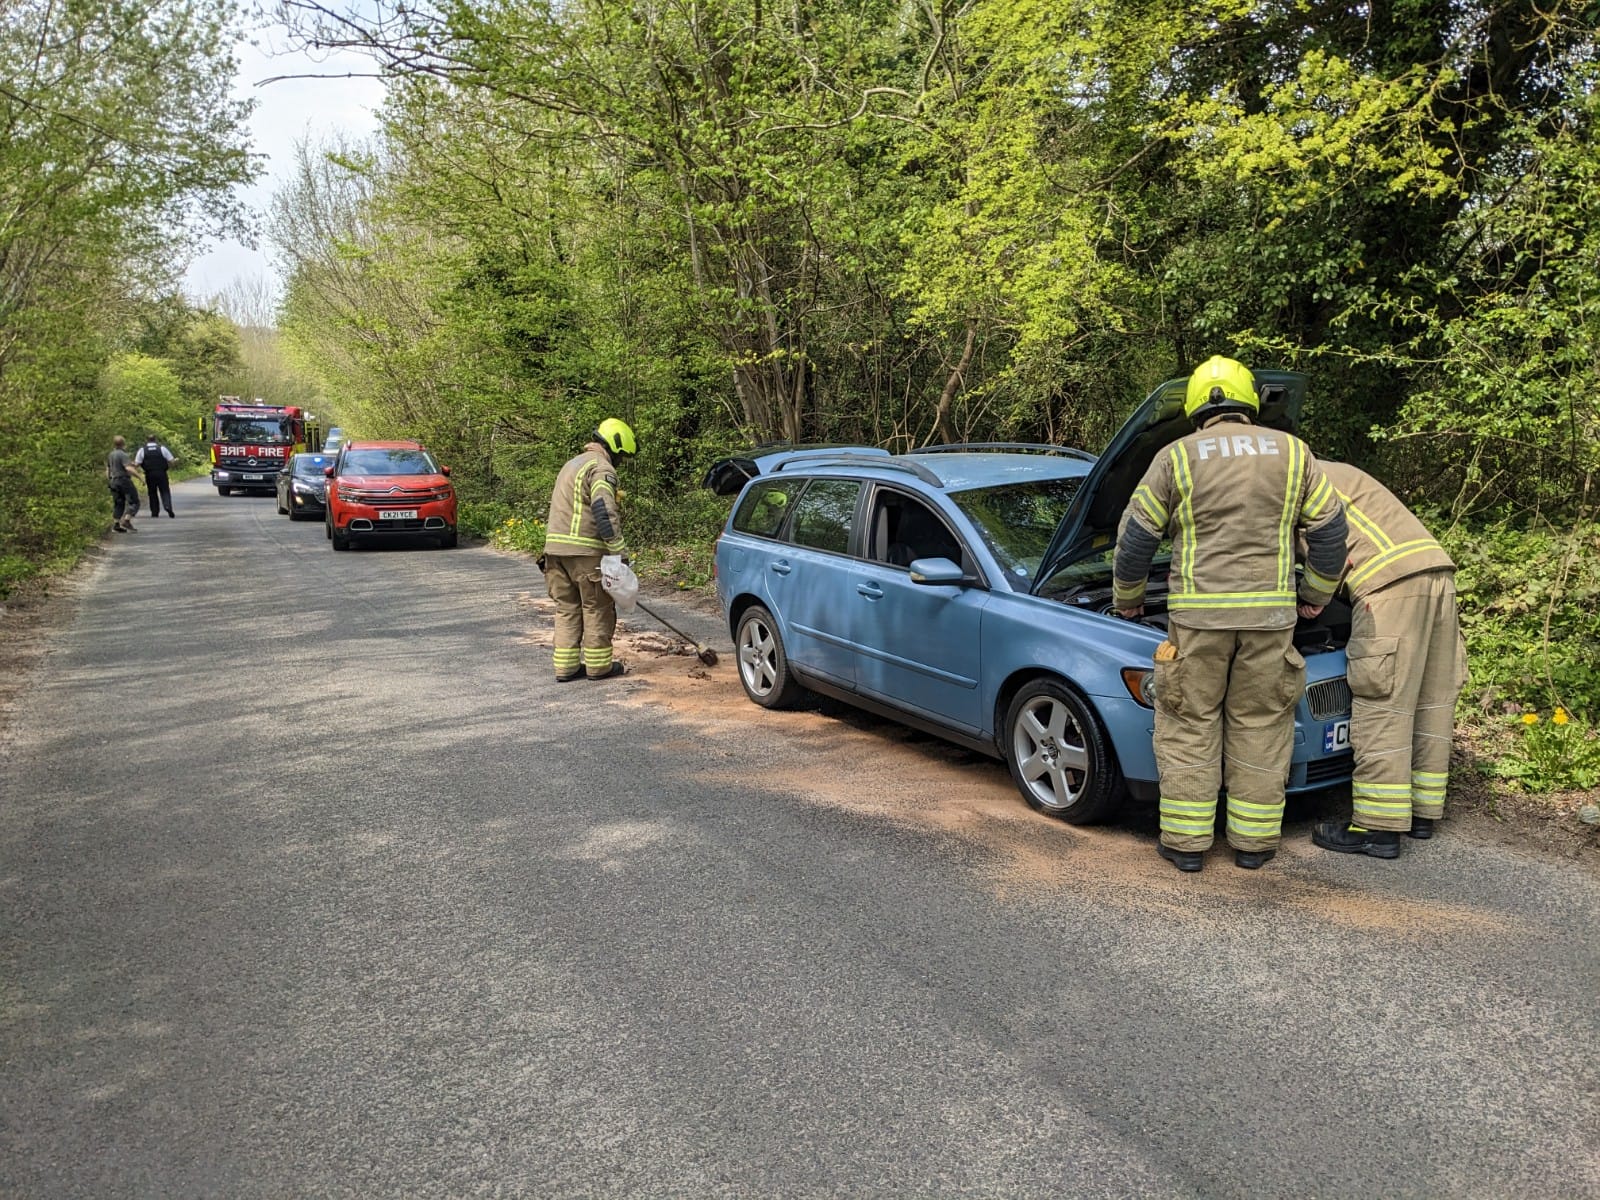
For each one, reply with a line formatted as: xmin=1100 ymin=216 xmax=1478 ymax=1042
xmin=788 ymin=480 xmax=860 ymax=554
xmin=731 ymin=479 xmax=803 ymax=538
xmin=866 ymin=489 xmax=964 ymax=569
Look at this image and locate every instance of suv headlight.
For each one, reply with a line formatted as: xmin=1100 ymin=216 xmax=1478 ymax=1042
xmin=1121 ymin=667 xmax=1156 ymax=708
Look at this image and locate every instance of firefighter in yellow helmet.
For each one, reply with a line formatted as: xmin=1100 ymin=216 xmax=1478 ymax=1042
xmin=543 ymin=418 xmax=636 ymax=681
xmin=1307 ymin=462 xmax=1467 ymax=857
xmin=1114 ymin=357 xmax=1349 ymax=872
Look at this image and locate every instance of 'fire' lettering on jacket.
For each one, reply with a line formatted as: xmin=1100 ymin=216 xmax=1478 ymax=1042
xmin=1194 ymin=433 xmax=1282 ymax=461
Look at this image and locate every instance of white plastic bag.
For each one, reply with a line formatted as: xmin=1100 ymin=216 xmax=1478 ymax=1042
xmin=600 ymin=554 xmax=639 ymax=615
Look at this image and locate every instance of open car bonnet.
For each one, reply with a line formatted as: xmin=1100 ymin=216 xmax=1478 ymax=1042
xmin=701 ymin=444 xmax=890 ymax=496
xmin=1030 ymin=370 xmax=1307 ymax=593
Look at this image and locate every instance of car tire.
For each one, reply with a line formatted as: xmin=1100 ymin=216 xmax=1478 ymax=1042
xmin=735 ymin=604 xmax=805 ymax=710
xmin=277 ymin=495 xmax=288 ymax=515
xmin=437 ymin=530 xmax=458 ymax=549
xmin=1002 ymin=678 xmax=1122 ymax=824
xmin=331 ymin=525 xmax=351 ymax=552
xmin=325 ymin=518 xmax=332 ymax=540
xmin=218 ymin=486 xmax=232 ymax=496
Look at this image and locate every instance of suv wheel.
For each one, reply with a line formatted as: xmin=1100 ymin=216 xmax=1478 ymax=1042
xmin=1002 ymin=678 xmax=1121 ymax=824
xmin=218 ymin=486 xmax=232 ymax=496
xmin=736 ymin=604 xmax=804 ymax=709
xmin=331 ymin=523 xmax=351 ymax=551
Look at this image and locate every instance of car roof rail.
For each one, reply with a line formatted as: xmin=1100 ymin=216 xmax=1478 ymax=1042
xmin=770 ymin=453 xmax=945 ymax=488
xmin=910 ymin=442 xmax=1097 ymax=462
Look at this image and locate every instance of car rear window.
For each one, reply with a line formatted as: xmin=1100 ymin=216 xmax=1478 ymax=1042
xmin=788 ymin=480 xmax=860 ymax=554
xmin=731 ymin=479 xmax=804 ymax=538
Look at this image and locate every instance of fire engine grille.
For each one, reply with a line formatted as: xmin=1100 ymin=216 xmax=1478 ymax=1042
xmin=1306 ymin=677 xmax=1352 ymax=720
xmin=1304 ymin=751 xmax=1354 ymax=787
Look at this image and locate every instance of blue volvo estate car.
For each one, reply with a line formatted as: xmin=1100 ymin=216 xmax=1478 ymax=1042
xmin=706 ymin=372 xmax=1355 ymax=824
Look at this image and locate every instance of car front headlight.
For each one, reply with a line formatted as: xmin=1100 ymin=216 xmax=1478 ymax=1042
xmin=292 ymin=480 xmax=320 ymax=494
xmin=1121 ymin=667 xmax=1156 ymax=709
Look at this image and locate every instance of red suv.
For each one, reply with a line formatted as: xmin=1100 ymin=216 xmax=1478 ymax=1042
xmin=325 ymin=440 xmax=458 ymax=550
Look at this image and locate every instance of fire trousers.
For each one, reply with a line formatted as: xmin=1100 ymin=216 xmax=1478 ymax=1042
xmin=543 ymin=551 xmax=616 ymax=679
xmin=1346 ymin=570 xmax=1468 ymax=831
xmin=1153 ymin=623 xmax=1305 ymax=853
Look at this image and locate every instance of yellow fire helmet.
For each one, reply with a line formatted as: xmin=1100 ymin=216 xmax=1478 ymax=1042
xmin=1183 ymin=355 xmax=1259 ymax=421
xmin=595 ymin=417 xmax=637 ymax=457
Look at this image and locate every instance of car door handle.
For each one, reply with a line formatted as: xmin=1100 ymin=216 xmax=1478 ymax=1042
xmin=771 ymin=560 xmax=792 ymax=576
xmin=857 ymin=583 xmax=884 ymax=599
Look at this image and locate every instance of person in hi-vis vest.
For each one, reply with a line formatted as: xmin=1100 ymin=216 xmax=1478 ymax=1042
xmin=1307 ymin=461 xmax=1467 ymax=859
xmin=542 ymin=419 xmax=636 ymax=682
xmin=1114 ymin=357 xmax=1348 ymax=873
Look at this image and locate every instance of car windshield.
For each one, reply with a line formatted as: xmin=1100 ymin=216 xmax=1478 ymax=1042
xmin=293 ymin=457 xmax=332 ymax=476
xmin=950 ymin=478 xmax=1082 ymax=585
xmin=341 ymin=449 xmax=437 ymax=475
xmin=218 ymin=415 xmax=291 ymax=444
xmin=1036 ymin=540 xmax=1173 ymax=597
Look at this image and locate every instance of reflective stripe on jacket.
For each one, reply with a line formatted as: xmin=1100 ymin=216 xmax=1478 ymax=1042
xmin=1113 ymin=418 xmax=1347 ymax=629
xmin=1319 ymin=461 xmax=1453 ymax=599
xmin=545 ymin=446 xmax=625 ymax=556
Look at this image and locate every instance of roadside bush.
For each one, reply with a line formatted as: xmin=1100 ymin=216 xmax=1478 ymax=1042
xmin=1491 ymin=709 xmax=1600 ymax=794
xmin=1442 ymin=520 xmax=1600 ymax=720
xmin=457 ymin=499 xmax=512 ymax=540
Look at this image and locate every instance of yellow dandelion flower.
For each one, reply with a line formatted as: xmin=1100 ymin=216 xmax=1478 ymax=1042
xmin=1521 ymin=712 xmax=1539 ymax=725
xmin=1552 ymin=708 xmax=1570 ymax=725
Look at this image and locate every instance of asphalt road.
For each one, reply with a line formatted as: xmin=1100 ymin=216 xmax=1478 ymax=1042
xmin=3 ymin=479 xmax=1597 ymax=1198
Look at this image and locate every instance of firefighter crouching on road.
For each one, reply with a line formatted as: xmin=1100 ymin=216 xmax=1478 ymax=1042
xmin=542 ymin=418 xmax=636 ymax=682
xmin=1308 ymin=462 xmax=1468 ymax=858
xmin=1114 ymin=357 xmax=1349 ymax=872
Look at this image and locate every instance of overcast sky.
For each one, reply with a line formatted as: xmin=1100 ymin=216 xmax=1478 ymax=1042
xmin=181 ymin=23 xmax=386 ymax=307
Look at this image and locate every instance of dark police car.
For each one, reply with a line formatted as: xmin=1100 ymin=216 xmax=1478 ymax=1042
xmin=276 ymin=452 xmax=336 ymax=520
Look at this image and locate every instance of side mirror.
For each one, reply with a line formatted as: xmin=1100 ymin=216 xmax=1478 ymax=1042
xmin=440 ymin=465 xmax=451 ymax=476
xmin=323 ymin=466 xmax=334 ymax=478
xmin=908 ymin=557 xmax=966 ymax=586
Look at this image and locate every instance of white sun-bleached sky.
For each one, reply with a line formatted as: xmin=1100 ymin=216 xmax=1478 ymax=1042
xmin=181 ymin=22 xmax=387 ymax=307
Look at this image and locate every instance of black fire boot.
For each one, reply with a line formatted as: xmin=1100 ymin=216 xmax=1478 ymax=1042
xmin=1233 ymin=849 xmax=1276 ymax=870
xmin=1407 ymin=817 xmax=1436 ymax=840
xmin=1158 ymin=843 xmax=1203 ymax=873
xmin=1312 ymin=820 xmax=1401 ymax=859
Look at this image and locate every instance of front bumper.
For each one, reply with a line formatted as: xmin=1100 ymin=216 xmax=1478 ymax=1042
xmin=330 ymin=499 xmax=458 ymax=538
xmin=288 ymin=491 xmax=328 ymax=514
xmin=214 ymin=468 xmax=281 ymax=489
xmin=1103 ymin=677 xmax=1354 ymax=803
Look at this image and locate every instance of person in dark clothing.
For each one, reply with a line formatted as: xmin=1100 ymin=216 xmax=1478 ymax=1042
xmin=135 ymin=433 xmax=177 ymax=517
xmin=106 ymin=435 xmax=144 ymax=533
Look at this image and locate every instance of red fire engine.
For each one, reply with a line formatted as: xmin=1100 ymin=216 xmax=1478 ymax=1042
xmin=201 ymin=398 xmax=319 ymax=496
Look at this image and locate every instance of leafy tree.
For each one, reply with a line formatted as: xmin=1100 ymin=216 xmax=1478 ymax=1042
xmin=0 ymin=0 xmax=256 ymax=589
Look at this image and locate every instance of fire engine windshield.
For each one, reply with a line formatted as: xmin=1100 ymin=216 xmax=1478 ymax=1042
xmin=217 ymin=414 xmax=292 ymax=443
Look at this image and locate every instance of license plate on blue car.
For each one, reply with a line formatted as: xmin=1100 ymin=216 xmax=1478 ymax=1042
xmin=1323 ymin=720 xmax=1351 ymax=753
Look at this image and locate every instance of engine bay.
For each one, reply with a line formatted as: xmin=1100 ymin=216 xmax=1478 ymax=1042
xmin=1049 ymin=576 xmax=1353 ymax=654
